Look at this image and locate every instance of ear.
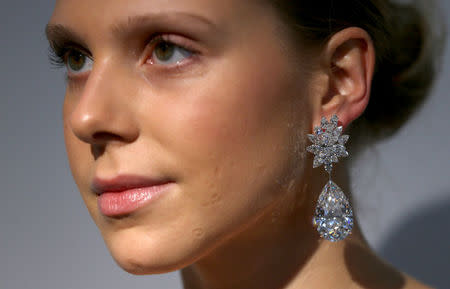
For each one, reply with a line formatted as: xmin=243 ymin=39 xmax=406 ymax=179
xmin=311 ymin=27 xmax=375 ymax=131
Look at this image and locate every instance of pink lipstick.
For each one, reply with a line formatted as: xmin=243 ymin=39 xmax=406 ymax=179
xmin=92 ymin=175 xmax=174 ymax=217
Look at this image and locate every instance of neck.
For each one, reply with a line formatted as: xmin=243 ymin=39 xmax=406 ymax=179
xmin=180 ymin=160 xmax=373 ymax=289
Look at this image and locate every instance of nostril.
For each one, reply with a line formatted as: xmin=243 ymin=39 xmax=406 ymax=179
xmin=92 ymin=131 xmax=123 ymax=142
xmin=91 ymin=144 xmax=105 ymax=160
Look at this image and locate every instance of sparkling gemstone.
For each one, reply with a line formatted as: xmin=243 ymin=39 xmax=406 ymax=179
xmin=313 ymin=180 xmax=353 ymax=241
xmin=306 ymin=115 xmax=349 ymax=174
xmin=313 ymin=156 xmax=323 ymax=168
xmin=338 ymin=134 xmax=349 ymax=145
xmin=314 ymin=126 xmax=322 ymax=135
xmin=320 ymin=116 xmax=328 ymax=128
xmin=330 ymin=114 xmax=339 ymax=126
xmin=324 ymin=163 xmax=333 ymax=173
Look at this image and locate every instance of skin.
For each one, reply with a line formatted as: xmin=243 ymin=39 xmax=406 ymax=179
xmin=46 ymin=0 xmax=433 ymax=288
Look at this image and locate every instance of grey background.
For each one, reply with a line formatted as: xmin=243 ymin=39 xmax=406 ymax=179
xmin=1 ymin=0 xmax=449 ymax=288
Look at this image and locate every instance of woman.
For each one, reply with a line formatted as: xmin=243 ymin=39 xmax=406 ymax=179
xmin=45 ymin=0 xmax=443 ymax=288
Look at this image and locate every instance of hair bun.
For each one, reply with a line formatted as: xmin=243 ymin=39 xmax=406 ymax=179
xmin=357 ymin=0 xmax=446 ymax=141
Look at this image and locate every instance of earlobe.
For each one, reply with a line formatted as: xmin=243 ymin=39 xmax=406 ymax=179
xmin=316 ymin=27 xmax=375 ymax=130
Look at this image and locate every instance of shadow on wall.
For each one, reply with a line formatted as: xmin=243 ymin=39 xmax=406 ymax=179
xmin=378 ymin=194 xmax=450 ymax=289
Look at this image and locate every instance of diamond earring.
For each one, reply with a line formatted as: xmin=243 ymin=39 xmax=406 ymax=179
xmin=306 ymin=114 xmax=353 ymax=242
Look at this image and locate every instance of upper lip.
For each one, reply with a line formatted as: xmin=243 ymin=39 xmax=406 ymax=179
xmin=91 ymin=174 xmax=173 ymax=195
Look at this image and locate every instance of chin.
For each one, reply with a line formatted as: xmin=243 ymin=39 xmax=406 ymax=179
xmin=101 ymin=226 xmax=206 ymax=275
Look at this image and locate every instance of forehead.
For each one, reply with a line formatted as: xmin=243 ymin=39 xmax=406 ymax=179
xmin=48 ymin=0 xmax=275 ymax=50
xmin=51 ymin=0 xmax=258 ymax=26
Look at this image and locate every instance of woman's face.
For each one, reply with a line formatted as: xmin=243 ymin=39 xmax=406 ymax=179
xmin=48 ymin=0 xmax=315 ymax=273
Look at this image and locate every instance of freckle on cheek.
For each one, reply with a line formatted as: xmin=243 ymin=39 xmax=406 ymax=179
xmin=210 ymin=193 xmax=222 ymax=205
xmin=192 ymin=228 xmax=205 ymax=238
xmin=201 ymin=192 xmax=222 ymax=207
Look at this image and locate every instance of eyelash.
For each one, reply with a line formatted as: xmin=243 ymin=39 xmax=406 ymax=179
xmin=47 ymin=34 xmax=199 ymax=72
xmin=47 ymin=43 xmax=79 ymax=69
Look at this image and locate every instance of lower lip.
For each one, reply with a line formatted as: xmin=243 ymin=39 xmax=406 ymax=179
xmin=97 ymin=183 xmax=174 ymax=217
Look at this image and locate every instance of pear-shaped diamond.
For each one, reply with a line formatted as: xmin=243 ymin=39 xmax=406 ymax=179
xmin=313 ymin=180 xmax=353 ymax=242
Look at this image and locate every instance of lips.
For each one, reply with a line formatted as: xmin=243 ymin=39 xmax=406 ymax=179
xmin=91 ymin=174 xmax=173 ymax=195
xmin=91 ymin=174 xmax=175 ymax=217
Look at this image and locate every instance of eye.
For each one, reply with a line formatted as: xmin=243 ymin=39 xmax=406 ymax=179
xmin=148 ymin=35 xmax=195 ymax=66
xmin=65 ymin=49 xmax=93 ymax=75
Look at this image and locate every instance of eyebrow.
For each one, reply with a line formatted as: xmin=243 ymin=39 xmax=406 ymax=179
xmin=45 ymin=24 xmax=89 ymax=51
xmin=111 ymin=12 xmax=219 ymax=37
xmin=45 ymin=11 xmax=220 ymax=49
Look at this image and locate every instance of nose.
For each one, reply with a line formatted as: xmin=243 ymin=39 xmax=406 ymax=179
xmin=68 ymin=58 xmax=139 ymax=146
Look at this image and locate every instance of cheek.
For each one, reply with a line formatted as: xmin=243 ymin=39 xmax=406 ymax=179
xmin=176 ymin=54 xmax=304 ymax=181
xmin=143 ymin=47 xmax=309 ymax=232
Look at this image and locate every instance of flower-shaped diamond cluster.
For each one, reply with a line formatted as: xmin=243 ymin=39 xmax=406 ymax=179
xmin=306 ymin=114 xmax=349 ymax=174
